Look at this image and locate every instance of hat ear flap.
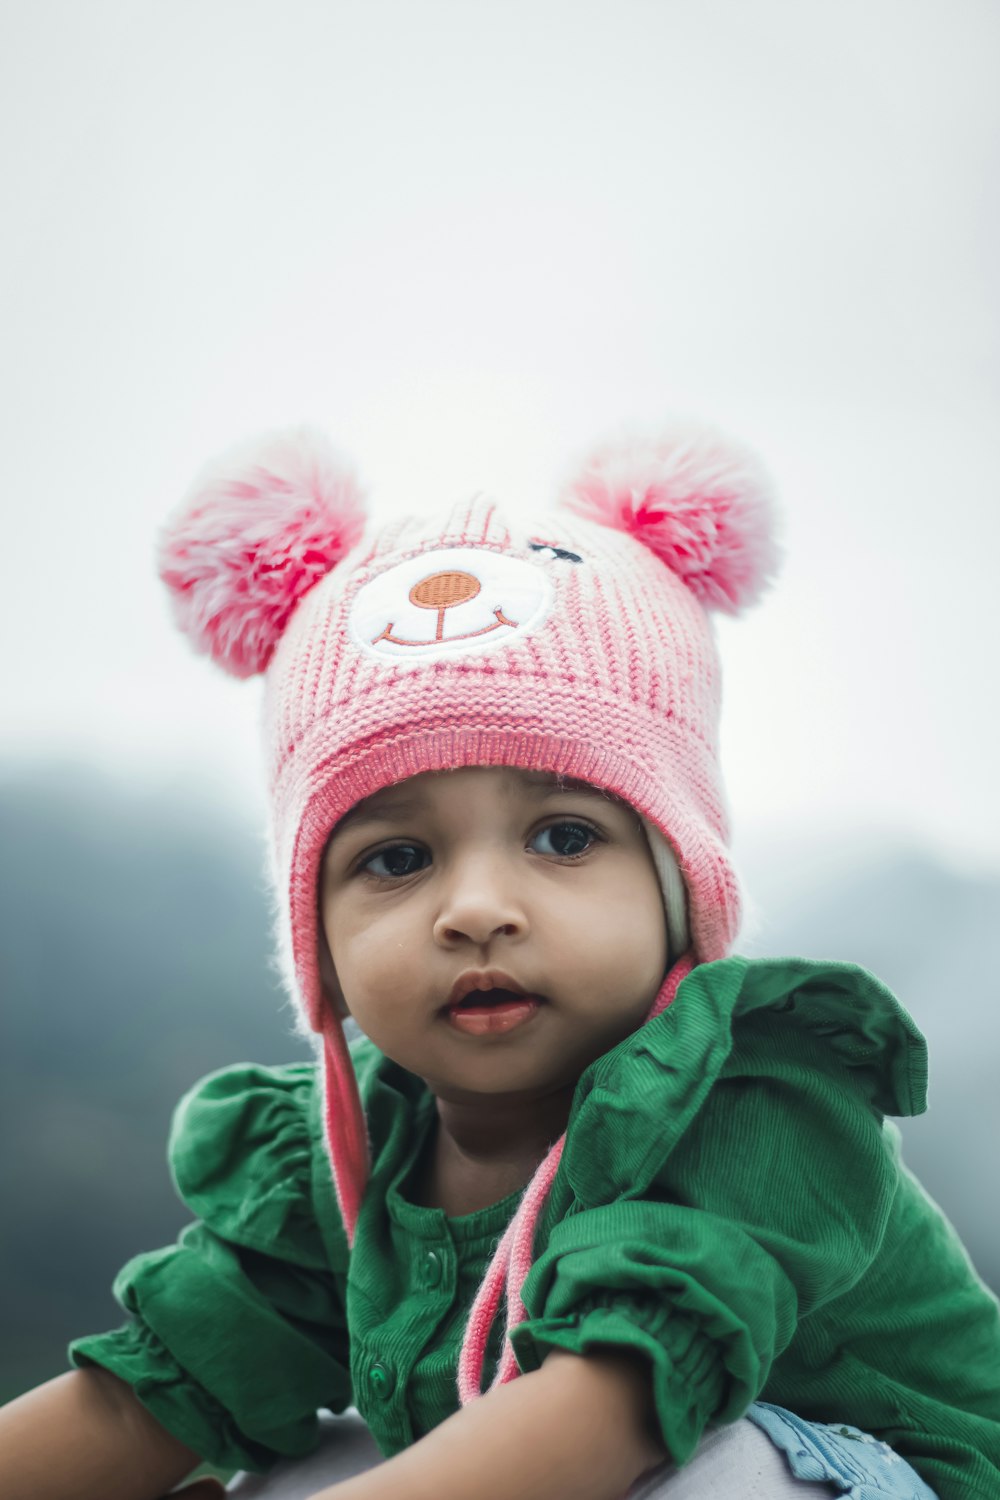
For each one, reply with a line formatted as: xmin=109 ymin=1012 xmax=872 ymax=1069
xmin=558 ymin=421 xmax=780 ymax=613
xmin=158 ymin=426 xmax=367 ymax=677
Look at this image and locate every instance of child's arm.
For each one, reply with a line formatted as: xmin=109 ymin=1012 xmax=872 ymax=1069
xmin=311 ymin=1348 xmax=666 ymax=1500
xmin=0 ymin=1366 xmax=207 ymax=1500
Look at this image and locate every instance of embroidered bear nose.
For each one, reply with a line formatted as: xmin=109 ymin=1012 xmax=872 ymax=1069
xmin=409 ymin=570 xmax=481 ymax=610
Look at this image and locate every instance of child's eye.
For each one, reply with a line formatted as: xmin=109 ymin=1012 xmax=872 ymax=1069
xmin=359 ymin=844 xmax=429 ymax=879
xmin=531 ymin=821 xmax=600 ymax=858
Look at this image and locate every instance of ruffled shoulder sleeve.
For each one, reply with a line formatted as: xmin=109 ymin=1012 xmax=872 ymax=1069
xmin=562 ymin=954 xmax=926 ymax=1206
xmin=513 ymin=957 xmax=925 ymax=1467
xmin=69 ymin=1061 xmax=352 ymax=1475
xmin=168 ymin=1060 xmax=348 ymax=1273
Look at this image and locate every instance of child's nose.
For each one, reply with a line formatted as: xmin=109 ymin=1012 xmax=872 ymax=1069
xmin=432 ymin=853 xmax=528 ymax=948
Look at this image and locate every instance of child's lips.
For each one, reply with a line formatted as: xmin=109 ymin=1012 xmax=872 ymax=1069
xmin=442 ymin=969 xmax=545 ymax=1035
xmin=445 ymin=993 xmax=542 ymax=1035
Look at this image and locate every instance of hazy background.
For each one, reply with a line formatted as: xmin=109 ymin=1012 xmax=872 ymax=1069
xmin=1 ymin=0 xmax=998 ymax=1404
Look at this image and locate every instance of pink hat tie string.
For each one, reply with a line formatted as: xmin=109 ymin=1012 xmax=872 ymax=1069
xmin=457 ymin=952 xmax=694 ymax=1404
xmin=322 ymin=1019 xmax=369 ymax=1248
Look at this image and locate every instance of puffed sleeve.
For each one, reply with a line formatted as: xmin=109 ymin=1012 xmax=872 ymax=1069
xmin=509 ymin=958 xmax=926 ymax=1468
xmin=68 ymin=1062 xmax=352 ymax=1475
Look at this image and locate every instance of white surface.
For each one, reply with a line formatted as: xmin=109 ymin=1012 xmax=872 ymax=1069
xmin=222 ymin=1411 xmax=837 ymax=1498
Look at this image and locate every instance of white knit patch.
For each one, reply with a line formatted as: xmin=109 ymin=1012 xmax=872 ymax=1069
xmin=348 ymin=546 xmax=554 ymax=664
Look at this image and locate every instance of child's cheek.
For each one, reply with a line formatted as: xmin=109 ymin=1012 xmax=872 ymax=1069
xmin=340 ymin=914 xmax=424 ymax=1015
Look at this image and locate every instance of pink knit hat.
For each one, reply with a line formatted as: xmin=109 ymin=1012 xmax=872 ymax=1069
xmin=158 ymin=420 xmax=779 ymax=1392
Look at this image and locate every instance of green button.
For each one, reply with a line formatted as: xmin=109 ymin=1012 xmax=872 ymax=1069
xmin=368 ymin=1361 xmax=395 ymax=1400
xmin=423 ymin=1249 xmax=443 ymax=1288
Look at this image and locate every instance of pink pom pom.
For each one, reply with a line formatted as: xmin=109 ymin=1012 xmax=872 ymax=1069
xmin=158 ymin=427 xmax=367 ymax=677
xmin=559 ymin=423 xmax=780 ymax=612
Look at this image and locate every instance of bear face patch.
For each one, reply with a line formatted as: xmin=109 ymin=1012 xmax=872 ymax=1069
xmin=347 ymin=546 xmax=555 ymax=664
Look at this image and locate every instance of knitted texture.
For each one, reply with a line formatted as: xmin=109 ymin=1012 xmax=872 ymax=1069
xmin=264 ymin=489 xmax=743 ymax=1248
xmin=159 ymin=423 xmax=779 ymax=1391
xmin=266 ymin=493 xmax=744 ymax=1038
xmin=560 ymin=423 xmax=776 ymax=613
xmin=159 ymin=427 xmax=366 ymax=678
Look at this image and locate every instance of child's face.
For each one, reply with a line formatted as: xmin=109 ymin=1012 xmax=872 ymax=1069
xmin=318 ymin=767 xmax=669 ymax=1103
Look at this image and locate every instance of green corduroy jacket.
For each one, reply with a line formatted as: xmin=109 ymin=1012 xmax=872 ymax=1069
xmin=70 ymin=956 xmax=1000 ymax=1498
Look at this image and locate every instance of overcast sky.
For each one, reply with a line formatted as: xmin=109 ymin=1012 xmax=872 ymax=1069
xmin=1 ymin=0 xmax=997 ymax=877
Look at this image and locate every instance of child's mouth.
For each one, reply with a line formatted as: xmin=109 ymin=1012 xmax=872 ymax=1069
xmin=445 ymin=988 xmax=542 ymax=1035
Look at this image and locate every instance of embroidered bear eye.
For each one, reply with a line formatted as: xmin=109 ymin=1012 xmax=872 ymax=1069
xmin=528 ymin=542 xmax=583 ymax=564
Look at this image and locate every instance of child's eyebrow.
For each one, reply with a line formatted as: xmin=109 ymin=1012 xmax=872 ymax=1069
xmin=331 ymin=795 xmax=427 ymax=836
xmin=331 ymin=774 xmax=618 ymax=840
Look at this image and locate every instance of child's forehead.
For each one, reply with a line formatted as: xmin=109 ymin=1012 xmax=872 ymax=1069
xmin=331 ymin=767 xmax=626 ymax=835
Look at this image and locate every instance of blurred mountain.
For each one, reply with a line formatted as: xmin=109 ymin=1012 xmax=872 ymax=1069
xmin=1 ymin=767 xmax=997 ymax=1407
xmin=0 ymin=764 xmax=313 ymax=1404
xmin=738 ymin=829 xmax=1000 ymax=1294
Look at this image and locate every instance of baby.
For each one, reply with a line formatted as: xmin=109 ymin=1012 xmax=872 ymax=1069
xmin=1 ymin=422 xmax=998 ymax=1500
